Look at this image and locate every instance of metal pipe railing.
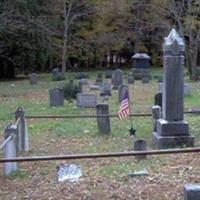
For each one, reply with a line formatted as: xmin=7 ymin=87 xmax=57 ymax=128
xmin=1 ymin=147 xmax=200 ymax=163
xmin=14 ymin=117 xmax=21 ymax=127
xmin=0 ymin=135 xmax=13 ymax=150
xmin=24 ymin=110 xmax=200 ymax=119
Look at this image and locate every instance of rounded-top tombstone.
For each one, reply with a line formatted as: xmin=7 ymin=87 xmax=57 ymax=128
xmin=49 ymin=88 xmax=64 ymax=107
xmin=29 ymin=73 xmax=38 ymax=84
xmin=112 ymin=69 xmax=123 ymax=89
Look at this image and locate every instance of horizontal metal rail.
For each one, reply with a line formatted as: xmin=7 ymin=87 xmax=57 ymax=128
xmin=1 ymin=147 xmax=200 ymax=163
xmin=25 ymin=110 xmax=200 ymax=119
xmin=25 ymin=113 xmax=151 ymax=119
xmin=0 ymin=135 xmax=13 ymax=150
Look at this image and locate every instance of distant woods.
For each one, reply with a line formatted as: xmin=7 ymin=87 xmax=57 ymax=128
xmin=0 ymin=0 xmax=199 ymax=79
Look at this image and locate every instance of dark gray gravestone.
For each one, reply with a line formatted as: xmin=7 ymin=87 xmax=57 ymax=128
xmin=80 ymin=78 xmax=88 ymax=85
xmin=132 ymin=53 xmax=151 ymax=69
xmin=52 ymin=68 xmax=62 ymax=81
xmin=133 ymin=139 xmax=147 ymax=159
xmin=154 ymin=92 xmax=162 ymax=107
xmin=132 ymin=68 xmax=150 ymax=80
xmin=49 ymin=88 xmax=64 ymax=106
xmin=105 ymin=70 xmax=113 ymax=79
xmin=15 ymin=107 xmax=29 ymax=152
xmin=118 ymin=85 xmax=129 ymax=103
xmin=96 ymin=73 xmax=103 ymax=86
xmin=127 ymin=72 xmax=135 ymax=84
xmin=152 ymin=28 xmax=195 ymax=149
xmin=184 ymin=184 xmax=200 ymax=200
xmin=152 ymin=105 xmax=161 ymax=131
xmin=96 ymin=104 xmax=111 ymax=134
xmin=100 ymin=82 xmax=111 ymax=96
xmin=76 ymin=93 xmax=97 ymax=108
xmin=78 ymin=81 xmax=83 ymax=93
xmin=74 ymin=72 xmax=89 ymax=79
xmin=29 ymin=73 xmax=38 ymax=84
xmin=142 ymin=77 xmax=150 ymax=84
xmin=112 ymin=69 xmax=123 ymax=89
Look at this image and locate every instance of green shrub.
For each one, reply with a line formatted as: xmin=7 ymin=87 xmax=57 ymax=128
xmin=52 ymin=74 xmax=65 ymax=81
xmin=62 ymin=80 xmax=81 ymax=100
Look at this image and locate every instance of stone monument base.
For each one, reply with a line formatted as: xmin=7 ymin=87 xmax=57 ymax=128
xmin=157 ymin=119 xmax=189 ymax=136
xmin=152 ymin=132 xmax=195 ymax=149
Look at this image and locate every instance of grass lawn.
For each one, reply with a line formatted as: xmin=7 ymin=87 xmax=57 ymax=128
xmin=1 ymin=68 xmax=200 ymax=200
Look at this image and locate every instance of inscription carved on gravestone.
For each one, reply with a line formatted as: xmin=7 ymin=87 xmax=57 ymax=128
xmin=112 ymin=69 xmax=123 ymax=89
xmin=152 ymin=28 xmax=195 ymax=149
xmin=76 ymin=93 xmax=97 ymax=108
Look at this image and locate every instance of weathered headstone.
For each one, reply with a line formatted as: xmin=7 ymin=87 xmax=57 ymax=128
xmin=29 ymin=73 xmax=38 ymax=84
xmin=184 ymin=184 xmax=200 ymax=200
xmin=133 ymin=139 xmax=147 ymax=159
xmin=52 ymin=68 xmax=62 ymax=81
xmin=49 ymin=88 xmax=64 ymax=106
xmin=105 ymin=70 xmax=113 ymax=79
xmin=80 ymin=78 xmax=88 ymax=85
xmin=96 ymin=73 xmax=103 ymax=86
xmin=184 ymin=83 xmax=191 ymax=96
xmin=118 ymin=85 xmax=129 ymax=103
xmin=112 ymin=69 xmax=123 ymax=89
xmin=152 ymin=105 xmax=161 ymax=131
xmin=15 ymin=107 xmax=29 ymax=152
xmin=154 ymin=92 xmax=162 ymax=107
xmin=100 ymin=82 xmax=111 ymax=96
xmin=89 ymin=84 xmax=101 ymax=90
xmin=132 ymin=68 xmax=150 ymax=80
xmin=127 ymin=72 xmax=135 ymax=84
xmin=75 ymin=72 xmax=89 ymax=79
xmin=142 ymin=77 xmax=150 ymax=84
xmin=76 ymin=93 xmax=97 ymax=108
xmin=152 ymin=28 xmax=195 ymax=149
xmin=96 ymin=104 xmax=111 ymax=134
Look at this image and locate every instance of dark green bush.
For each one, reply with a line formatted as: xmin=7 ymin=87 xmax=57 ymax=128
xmin=52 ymin=74 xmax=66 ymax=81
xmin=62 ymin=80 xmax=82 ymax=100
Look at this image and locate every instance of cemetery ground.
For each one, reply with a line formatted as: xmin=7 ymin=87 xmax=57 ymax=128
xmin=1 ymin=70 xmax=200 ymax=200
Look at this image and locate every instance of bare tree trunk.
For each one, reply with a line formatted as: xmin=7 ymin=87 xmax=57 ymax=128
xmin=134 ymin=12 xmax=141 ymax=53
xmin=61 ymin=0 xmax=72 ymax=75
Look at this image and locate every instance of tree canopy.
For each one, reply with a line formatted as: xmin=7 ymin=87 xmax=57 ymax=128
xmin=0 ymin=0 xmax=199 ymax=79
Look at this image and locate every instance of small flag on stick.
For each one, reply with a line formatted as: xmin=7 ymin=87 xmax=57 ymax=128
xmin=118 ymin=90 xmax=129 ymax=120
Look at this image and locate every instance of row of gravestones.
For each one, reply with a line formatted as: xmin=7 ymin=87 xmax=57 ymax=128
xmin=29 ymin=67 xmax=165 ymax=86
xmin=49 ymin=84 xmax=128 ymax=108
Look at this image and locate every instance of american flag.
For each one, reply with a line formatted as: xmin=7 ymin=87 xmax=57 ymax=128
xmin=118 ymin=90 xmax=129 ymax=120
